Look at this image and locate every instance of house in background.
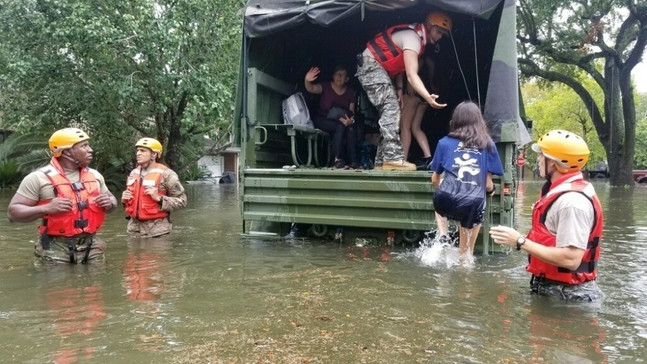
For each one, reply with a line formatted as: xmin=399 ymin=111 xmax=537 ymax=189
xmin=192 ymin=136 xmax=239 ymax=184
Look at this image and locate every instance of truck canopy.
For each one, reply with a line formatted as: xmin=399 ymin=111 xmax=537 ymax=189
xmin=242 ymin=0 xmax=530 ymax=145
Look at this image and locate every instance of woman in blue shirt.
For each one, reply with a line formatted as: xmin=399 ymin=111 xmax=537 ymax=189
xmin=429 ymin=101 xmax=504 ymax=261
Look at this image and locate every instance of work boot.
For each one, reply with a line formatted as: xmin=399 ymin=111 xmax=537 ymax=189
xmin=381 ymin=160 xmax=416 ymax=171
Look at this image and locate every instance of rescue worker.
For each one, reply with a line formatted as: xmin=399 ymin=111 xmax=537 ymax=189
xmin=121 ymin=138 xmax=187 ymax=238
xmin=356 ymin=10 xmax=451 ymax=171
xmin=7 ymin=127 xmax=117 ymax=263
xmin=489 ymin=130 xmax=604 ymax=301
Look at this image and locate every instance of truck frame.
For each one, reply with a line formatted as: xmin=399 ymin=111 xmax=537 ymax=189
xmin=234 ymin=0 xmax=530 ymax=252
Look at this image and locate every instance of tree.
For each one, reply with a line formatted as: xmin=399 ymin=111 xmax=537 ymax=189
xmin=517 ymin=0 xmax=647 ymax=185
xmin=634 ymin=92 xmax=647 ymax=169
xmin=522 ymin=80 xmax=607 ymax=170
xmin=0 ymin=0 xmax=245 ymax=172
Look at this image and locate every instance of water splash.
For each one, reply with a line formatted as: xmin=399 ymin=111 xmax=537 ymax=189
xmin=415 ymin=234 xmax=461 ymax=268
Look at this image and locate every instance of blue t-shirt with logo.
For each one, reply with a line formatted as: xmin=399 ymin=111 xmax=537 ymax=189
xmin=430 ymin=136 xmax=504 ymax=185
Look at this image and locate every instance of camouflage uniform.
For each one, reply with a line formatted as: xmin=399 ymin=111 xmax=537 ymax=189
xmin=15 ymin=166 xmax=111 ymax=264
xmin=34 ymin=235 xmax=107 ymax=263
xmin=126 ymin=168 xmax=187 ymax=238
xmin=356 ymin=56 xmax=404 ymax=165
xmin=531 ymin=276 xmax=604 ymax=302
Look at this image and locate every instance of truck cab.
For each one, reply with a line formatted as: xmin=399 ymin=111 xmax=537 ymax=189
xmin=234 ymin=0 xmax=530 ymax=252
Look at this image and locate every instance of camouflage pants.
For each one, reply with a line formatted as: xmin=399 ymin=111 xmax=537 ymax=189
xmin=356 ymin=56 xmax=404 ymax=164
xmin=531 ymin=276 xmax=604 ymax=302
xmin=127 ymin=217 xmax=172 ymax=238
xmin=34 ymin=235 xmax=106 ymax=264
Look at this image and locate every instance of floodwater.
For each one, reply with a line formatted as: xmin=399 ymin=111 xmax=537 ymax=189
xmin=0 ymin=181 xmax=646 ymax=363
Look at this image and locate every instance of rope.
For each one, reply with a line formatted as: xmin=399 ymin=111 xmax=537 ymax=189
xmin=472 ymin=18 xmax=481 ymax=106
xmin=449 ymin=27 xmax=471 ymax=100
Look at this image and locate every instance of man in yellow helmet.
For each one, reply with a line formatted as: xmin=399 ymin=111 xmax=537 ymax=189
xmin=356 ymin=10 xmax=452 ymax=171
xmin=121 ymin=137 xmax=187 ymax=238
xmin=489 ymin=130 xmax=604 ymax=301
xmin=7 ymin=128 xmax=117 ymax=263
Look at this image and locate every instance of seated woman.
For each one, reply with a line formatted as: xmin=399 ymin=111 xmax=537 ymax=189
xmin=304 ymin=65 xmax=358 ymax=169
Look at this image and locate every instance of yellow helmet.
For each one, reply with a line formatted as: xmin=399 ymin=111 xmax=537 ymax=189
xmin=531 ymin=130 xmax=590 ymax=173
xmin=136 ymin=137 xmax=163 ymax=155
xmin=49 ymin=128 xmax=90 ymax=157
xmin=426 ymin=11 xmax=452 ymax=32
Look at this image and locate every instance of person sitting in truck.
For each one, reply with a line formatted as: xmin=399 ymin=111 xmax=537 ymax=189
xmin=304 ymin=65 xmax=359 ymax=169
xmin=356 ymin=10 xmax=451 ymax=171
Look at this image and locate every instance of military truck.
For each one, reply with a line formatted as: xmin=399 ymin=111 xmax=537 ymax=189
xmin=234 ymin=0 xmax=530 ymax=253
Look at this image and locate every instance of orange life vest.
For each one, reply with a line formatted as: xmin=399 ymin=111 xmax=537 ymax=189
xmin=37 ymin=158 xmax=106 ymax=237
xmin=366 ymin=23 xmax=428 ymax=78
xmin=526 ymin=173 xmax=603 ymax=284
xmin=124 ymin=165 xmax=169 ymax=221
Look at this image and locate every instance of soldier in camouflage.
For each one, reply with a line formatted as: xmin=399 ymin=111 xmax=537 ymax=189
xmin=356 ymin=11 xmax=452 ymax=171
xmin=121 ymin=138 xmax=187 ymax=238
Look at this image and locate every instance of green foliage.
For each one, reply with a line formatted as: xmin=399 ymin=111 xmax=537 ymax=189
xmin=181 ymin=164 xmax=210 ymax=182
xmin=517 ymin=0 xmax=647 ymax=184
xmin=522 ymin=79 xmax=606 ymax=169
xmin=0 ymin=132 xmax=51 ymax=188
xmin=0 ymin=0 xmax=245 ymax=173
xmin=0 ymin=160 xmax=21 ymax=188
xmin=635 ymin=92 xmax=647 ymax=169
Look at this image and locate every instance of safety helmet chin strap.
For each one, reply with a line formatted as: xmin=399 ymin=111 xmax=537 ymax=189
xmin=139 ymin=152 xmax=158 ymax=169
xmin=60 ymin=149 xmax=85 ymax=167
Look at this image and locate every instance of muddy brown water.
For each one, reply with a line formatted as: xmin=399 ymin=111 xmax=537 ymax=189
xmin=0 ymin=181 xmax=645 ymax=363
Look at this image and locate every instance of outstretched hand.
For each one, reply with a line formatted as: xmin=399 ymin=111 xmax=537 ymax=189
xmin=305 ymin=67 xmax=320 ymax=82
xmin=427 ymin=94 xmax=447 ymax=109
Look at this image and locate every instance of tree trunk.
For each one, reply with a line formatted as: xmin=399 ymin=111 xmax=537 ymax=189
xmin=602 ymin=59 xmax=636 ymax=186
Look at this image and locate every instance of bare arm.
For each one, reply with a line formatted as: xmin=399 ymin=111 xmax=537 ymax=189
xmin=431 ymin=171 xmax=441 ymax=187
xmin=486 ymin=173 xmax=494 ymax=195
xmin=7 ymin=193 xmax=72 ymax=223
xmin=403 ymin=50 xmax=446 ymax=109
xmin=304 ymin=67 xmax=323 ymax=94
xmin=489 ymin=225 xmax=586 ymax=271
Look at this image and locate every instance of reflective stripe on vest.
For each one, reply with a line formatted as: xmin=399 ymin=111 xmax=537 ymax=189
xmin=124 ymin=165 xmax=169 ymax=221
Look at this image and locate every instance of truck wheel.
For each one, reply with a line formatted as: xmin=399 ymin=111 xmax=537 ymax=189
xmin=401 ymin=230 xmax=422 ymax=243
xmin=639 ymin=177 xmax=647 ymax=184
xmin=311 ymin=224 xmax=328 ymax=237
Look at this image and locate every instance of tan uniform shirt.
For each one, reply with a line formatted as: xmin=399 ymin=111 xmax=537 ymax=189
xmin=126 ymin=167 xmax=187 ymax=238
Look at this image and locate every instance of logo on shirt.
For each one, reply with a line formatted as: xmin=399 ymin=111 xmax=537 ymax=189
xmin=453 ymin=142 xmax=481 ymax=185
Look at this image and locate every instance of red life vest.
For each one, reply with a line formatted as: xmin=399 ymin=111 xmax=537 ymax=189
xmin=366 ymin=23 xmax=428 ymax=78
xmin=526 ymin=173 xmax=603 ymax=284
xmin=37 ymin=158 xmax=106 ymax=237
xmin=124 ymin=165 xmax=169 ymax=221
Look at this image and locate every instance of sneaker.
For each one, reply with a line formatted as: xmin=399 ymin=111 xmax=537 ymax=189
xmin=381 ymin=160 xmax=416 ymax=171
xmin=334 ymin=159 xmax=349 ymax=169
xmin=350 ymin=162 xmax=359 ymax=170
xmin=416 ymin=157 xmax=432 ymax=170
